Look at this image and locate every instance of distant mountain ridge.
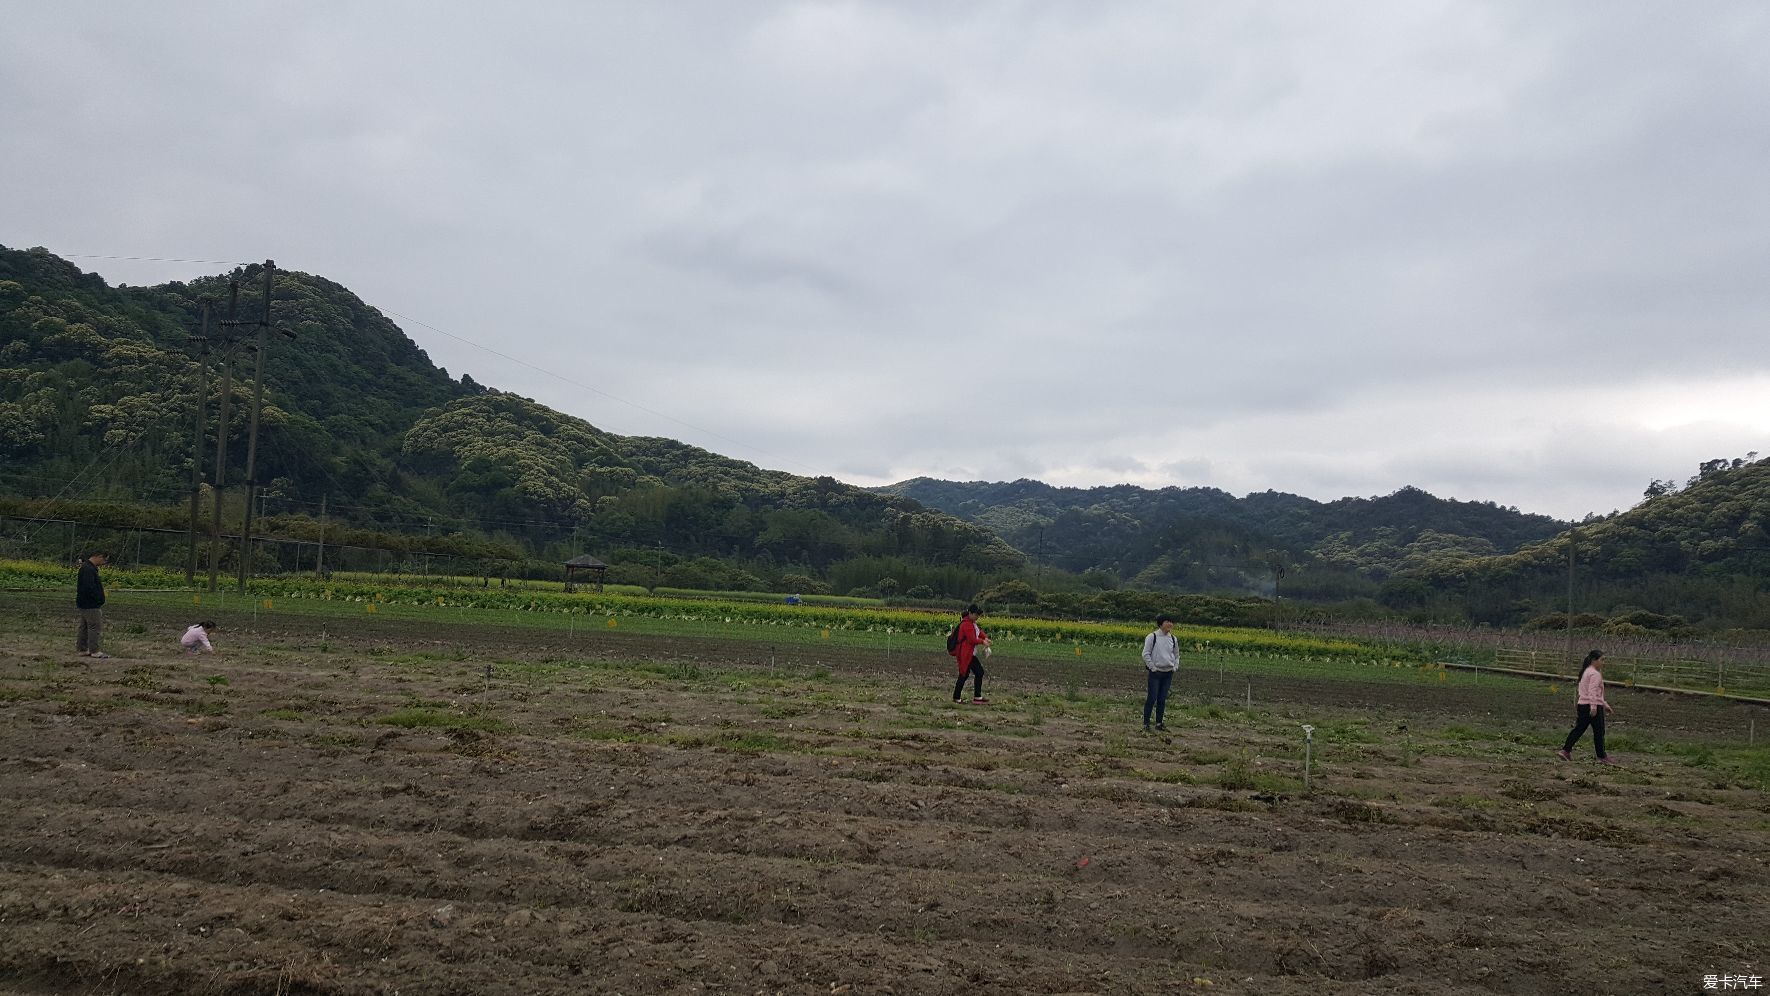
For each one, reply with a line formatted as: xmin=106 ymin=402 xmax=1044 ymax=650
xmin=880 ymin=460 xmax=1770 ymax=631
xmin=878 ymin=476 xmax=1566 ymax=596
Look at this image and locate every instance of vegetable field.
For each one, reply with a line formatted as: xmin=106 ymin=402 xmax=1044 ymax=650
xmin=1 ymin=586 xmax=1767 ymax=994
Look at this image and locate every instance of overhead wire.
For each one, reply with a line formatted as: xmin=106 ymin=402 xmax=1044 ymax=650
xmin=56 ymin=253 xmax=254 ymax=267
xmin=14 ymin=443 xmax=138 ymax=542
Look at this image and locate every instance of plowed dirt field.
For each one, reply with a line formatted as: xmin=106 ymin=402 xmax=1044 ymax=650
xmin=2 ymin=594 xmax=1766 ymax=995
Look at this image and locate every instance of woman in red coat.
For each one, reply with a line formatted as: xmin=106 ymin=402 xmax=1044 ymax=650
xmin=951 ymin=604 xmax=991 ymax=704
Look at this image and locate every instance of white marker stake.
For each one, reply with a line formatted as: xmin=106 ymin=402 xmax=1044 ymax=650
xmin=1302 ymin=724 xmax=1315 ymax=791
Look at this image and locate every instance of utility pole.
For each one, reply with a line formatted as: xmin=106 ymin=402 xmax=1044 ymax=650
xmin=185 ymin=301 xmax=210 ymax=584
xmin=208 ymin=281 xmax=240 ymax=592
xmin=237 ymin=260 xmax=275 ymax=593
xmin=316 ymin=494 xmax=327 ymax=578
xmin=1564 ymin=526 xmax=1576 ymax=670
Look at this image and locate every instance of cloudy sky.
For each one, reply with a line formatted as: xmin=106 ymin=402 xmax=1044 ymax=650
xmin=5 ymin=1 xmax=1767 ymax=520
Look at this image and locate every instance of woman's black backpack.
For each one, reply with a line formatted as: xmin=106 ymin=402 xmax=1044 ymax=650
xmin=946 ymin=624 xmax=961 ymax=654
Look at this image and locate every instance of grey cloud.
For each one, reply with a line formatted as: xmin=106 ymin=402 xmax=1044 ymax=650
xmin=640 ymin=226 xmax=869 ymax=303
xmin=5 ymin=1 xmax=1767 ymax=521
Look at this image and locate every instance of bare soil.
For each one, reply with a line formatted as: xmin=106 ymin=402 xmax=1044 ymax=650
xmin=1 ymin=598 xmax=1766 ymax=995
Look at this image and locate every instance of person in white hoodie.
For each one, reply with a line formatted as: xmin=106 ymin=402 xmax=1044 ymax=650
xmin=1141 ymin=615 xmax=1180 ymax=732
xmin=181 ymin=621 xmax=217 ymax=655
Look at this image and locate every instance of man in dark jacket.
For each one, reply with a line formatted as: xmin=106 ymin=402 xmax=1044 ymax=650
xmin=76 ymin=551 xmax=109 ymax=659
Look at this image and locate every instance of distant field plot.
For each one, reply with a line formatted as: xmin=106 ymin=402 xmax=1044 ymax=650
xmin=1 ymin=588 xmax=1766 ymax=995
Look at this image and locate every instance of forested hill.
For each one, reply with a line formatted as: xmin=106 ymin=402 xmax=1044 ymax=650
xmin=0 ymin=246 xmax=465 ymax=502
xmin=0 ymin=245 xmax=1017 ymax=593
xmin=1399 ymin=456 xmax=1770 ymax=628
xmin=880 ymin=476 xmax=1567 ymax=594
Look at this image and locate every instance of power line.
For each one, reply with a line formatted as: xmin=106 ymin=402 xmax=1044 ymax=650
xmin=14 ymin=443 xmax=137 ymax=541
xmin=0 ymin=472 xmax=187 ymax=499
xmin=14 ymin=465 xmax=588 ymax=534
xmin=0 ymin=513 xmax=521 ymax=562
xmin=268 ymin=495 xmax=593 ymax=532
xmin=57 ymin=253 xmax=253 ymax=267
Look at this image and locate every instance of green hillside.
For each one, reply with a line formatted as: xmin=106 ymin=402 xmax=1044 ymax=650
xmin=0 ymin=245 xmax=1015 ymax=596
xmin=1400 ymin=456 xmax=1770 ymax=630
xmin=0 ymin=247 xmax=462 ymax=511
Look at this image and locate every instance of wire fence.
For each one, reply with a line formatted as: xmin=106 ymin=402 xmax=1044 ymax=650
xmin=1485 ymin=647 xmax=1770 ymax=699
xmin=1280 ymin=616 xmax=1770 ymax=669
xmin=0 ymin=514 xmax=512 ymax=581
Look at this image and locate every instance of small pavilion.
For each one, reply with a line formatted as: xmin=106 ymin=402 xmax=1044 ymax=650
xmin=563 ymin=554 xmax=609 ymax=593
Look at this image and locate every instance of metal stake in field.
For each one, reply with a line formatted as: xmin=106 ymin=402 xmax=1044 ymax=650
xmin=1301 ymin=724 xmax=1314 ymax=790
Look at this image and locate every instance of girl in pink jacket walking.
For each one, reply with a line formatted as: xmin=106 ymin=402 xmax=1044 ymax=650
xmin=1558 ymin=649 xmax=1618 ymax=764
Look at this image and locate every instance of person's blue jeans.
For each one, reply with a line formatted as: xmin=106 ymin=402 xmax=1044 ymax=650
xmin=1144 ymin=668 xmax=1174 ymax=726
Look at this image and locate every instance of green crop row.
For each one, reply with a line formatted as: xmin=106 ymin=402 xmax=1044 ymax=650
xmin=1 ymin=558 xmax=189 ymax=591
xmin=0 ymin=557 xmax=1401 ymax=662
xmin=243 ymin=575 xmax=1383 ymax=660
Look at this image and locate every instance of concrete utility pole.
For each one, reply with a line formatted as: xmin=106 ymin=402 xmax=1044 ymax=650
xmin=208 ymin=281 xmax=240 ymax=592
xmin=237 ymin=260 xmax=276 ymax=593
xmin=185 ymin=301 xmax=210 ymax=585
xmin=1564 ymin=527 xmax=1576 ymax=670
xmin=316 ymin=494 xmax=327 ymax=578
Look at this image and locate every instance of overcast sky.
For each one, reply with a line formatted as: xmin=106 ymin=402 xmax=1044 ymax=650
xmin=5 ymin=1 xmax=1767 ymax=520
